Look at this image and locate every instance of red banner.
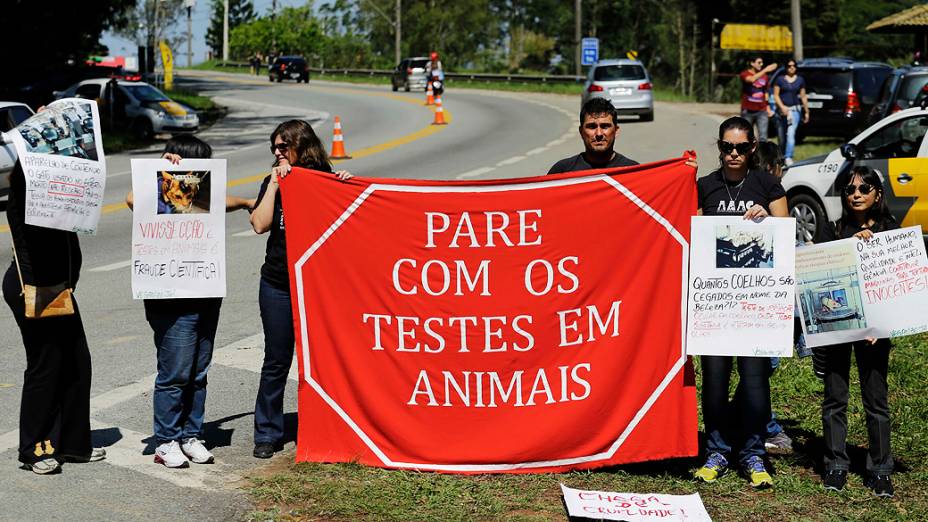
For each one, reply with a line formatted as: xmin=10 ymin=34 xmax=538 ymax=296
xmin=281 ymin=157 xmax=698 ymax=473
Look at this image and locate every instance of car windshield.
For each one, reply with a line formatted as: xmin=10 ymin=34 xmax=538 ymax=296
xmin=594 ymin=65 xmax=646 ymax=81
xmin=122 ymin=84 xmax=169 ymax=103
xmin=0 ymin=106 xmax=33 ymax=132
xmin=899 ymin=74 xmax=928 ymax=103
xmin=801 ymin=68 xmax=851 ymax=94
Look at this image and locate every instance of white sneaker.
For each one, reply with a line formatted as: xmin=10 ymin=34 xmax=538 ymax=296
xmin=180 ymin=438 xmax=214 ymax=464
xmin=154 ymin=440 xmax=189 ymax=468
xmin=785 ymin=157 xmax=795 ymax=166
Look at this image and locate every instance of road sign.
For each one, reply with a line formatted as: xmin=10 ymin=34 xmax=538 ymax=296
xmin=581 ymin=37 xmax=599 ymax=66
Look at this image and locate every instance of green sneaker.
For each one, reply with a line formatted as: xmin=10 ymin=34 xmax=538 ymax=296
xmin=694 ymin=452 xmax=728 ymax=483
xmin=744 ymin=456 xmax=773 ymax=488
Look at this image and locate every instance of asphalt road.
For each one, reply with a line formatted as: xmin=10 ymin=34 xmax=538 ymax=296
xmin=0 ymin=70 xmax=722 ymax=521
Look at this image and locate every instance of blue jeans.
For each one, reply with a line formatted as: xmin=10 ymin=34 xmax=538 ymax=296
xmin=148 ymin=299 xmax=221 ymax=443
xmin=701 ymin=355 xmax=771 ymax=464
xmin=776 ymin=107 xmax=802 ymax=159
xmin=254 ymin=278 xmax=295 ymax=445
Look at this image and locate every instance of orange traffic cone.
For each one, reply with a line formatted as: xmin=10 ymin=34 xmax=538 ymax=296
xmin=424 ymin=82 xmax=435 ymax=105
xmin=431 ymin=96 xmax=447 ymax=125
xmin=330 ymin=116 xmax=352 ymax=159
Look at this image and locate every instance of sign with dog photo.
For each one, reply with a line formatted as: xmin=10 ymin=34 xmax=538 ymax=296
xmin=130 ymin=158 xmax=226 ymax=299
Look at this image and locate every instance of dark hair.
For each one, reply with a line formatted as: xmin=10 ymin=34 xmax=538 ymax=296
xmin=838 ymin=165 xmax=896 ymax=227
xmin=717 ymin=116 xmax=758 ymax=169
xmin=754 ymin=140 xmax=783 ymax=175
xmin=580 ymin=97 xmax=618 ymax=125
xmin=786 ymin=58 xmax=798 ymax=68
xmin=163 ymin=135 xmax=212 ymax=159
xmin=270 ymin=119 xmax=331 ymax=169
xmin=750 ymin=55 xmax=764 ymax=63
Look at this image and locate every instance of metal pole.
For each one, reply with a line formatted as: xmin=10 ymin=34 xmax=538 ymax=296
xmin=791 ymin=0 xmax=803 ymax=60
xmin=222 ymin=0 xmax=229 ymax=62
xmin=710 ymin=19 xmax=718 ymax=101
xmin=395 ymin=0 xmax=401 ymax=65
xmin=187 ymin=5 xmax=193 ymax=67
xmin=271 ymin=0 xmax=277 ymax=53
xmin=574 ymin=0 xmax=581 ymax=77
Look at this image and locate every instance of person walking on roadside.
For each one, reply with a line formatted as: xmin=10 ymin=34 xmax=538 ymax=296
xmin=815 ymin=166 xmax=897 ymax=498
xmin=3 ymin=162 xmax=105 ymax=474
xmin=773 ymin=59 xmax=810 ymax=165
xmin=250 ymin=120 xmax=351 ymax=459
xmin=125 ymin=135 xmax=254 ymax=468
xmin=694 ymin=116 xmax=788 ymax=489
xmin=740 ymin=56 xmax=777 ymax=142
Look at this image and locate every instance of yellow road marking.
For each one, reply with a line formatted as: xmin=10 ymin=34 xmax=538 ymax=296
xmin=0 ymin=76 xmax=452 ymax=232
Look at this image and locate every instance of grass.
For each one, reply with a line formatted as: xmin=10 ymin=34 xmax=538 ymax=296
xmin=245 ymin=333 xmax=928 ymax=521
xmin=791 ymin=137 xmax=844 ymax=162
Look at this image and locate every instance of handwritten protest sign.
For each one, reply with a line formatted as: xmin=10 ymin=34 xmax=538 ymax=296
xmin=130 ymin=159 xmax=226 ymax=299
xmin=281 ymin=157 xmax=699 ymax=473
xmin=797 ymin=225 xmax=928 ymax=346
xmin=4 ymin=98 xmax=106 ymax=234
xmin=560 ymin=484 xmax=712 ymax=521
xmin=686 ymin=216 xmax=796 ymax=357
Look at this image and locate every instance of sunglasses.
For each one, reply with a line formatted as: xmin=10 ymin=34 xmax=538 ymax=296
xmin=270 ymin=142 xmax=290 ymax=153
xmin=843 ymin=183 xmax=875 ymax=196
xmin=718 ymin=140 xmax=754 ymax=155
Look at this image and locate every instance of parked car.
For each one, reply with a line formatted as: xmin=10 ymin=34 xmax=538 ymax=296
xmin=781 ymin=102 xmax=928 ymax=242
xmin=768 ymin=58 xmax=891 ymax=141
xmin=55 ymin=79 xmax=198 ymax=139
xmin=0 ymin=102 xmax=36 ymax=197
xmin=868 ymin=65 xmax=928 ymax=125
xmin=391 ymin=57 xmax=429 ymax=92
xmin=582 ymin=59 xmax=653 ymax=121
xmin=269 ymin=56 xmax=309 ymax=83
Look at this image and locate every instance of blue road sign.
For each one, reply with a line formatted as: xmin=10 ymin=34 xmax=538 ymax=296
xmin=581 ymin=37 xmax=599 ymax=66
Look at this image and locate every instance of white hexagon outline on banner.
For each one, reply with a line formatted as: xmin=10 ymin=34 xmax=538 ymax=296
xmin=292 ymin=173 xmax=690 ymax=472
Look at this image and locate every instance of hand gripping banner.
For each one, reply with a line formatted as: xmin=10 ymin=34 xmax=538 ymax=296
xmin=281 ymin=156 xmax=698 ymax=473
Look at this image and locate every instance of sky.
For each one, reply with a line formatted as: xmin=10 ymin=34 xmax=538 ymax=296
xmin=100 ymin=0 xmax=308 ymax=67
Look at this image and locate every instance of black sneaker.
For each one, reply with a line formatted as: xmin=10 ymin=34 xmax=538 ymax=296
xmin=823 ymin=470 xmax=847 ymax=491
xmin=253 ymin=442 xmax=275 ymax=459
xmin=865 ymin=474 xmax=894 ymax=498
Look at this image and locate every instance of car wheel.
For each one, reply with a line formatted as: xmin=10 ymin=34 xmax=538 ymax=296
xmin=404 ymin=82 xmax=410 ymax=92
xmin=640 ymin=111 xmax=654 ymax=122
xmin=132 ymin=118 xmax=153 ymax=140
xmin=789 ymin=192 xmax=825 ymax=243
xmin=392 ymin=80 xmax=398 ymax=92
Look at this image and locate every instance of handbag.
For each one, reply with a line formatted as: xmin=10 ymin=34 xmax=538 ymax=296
xmin=11 ymin=239 xmax=75 ymax=319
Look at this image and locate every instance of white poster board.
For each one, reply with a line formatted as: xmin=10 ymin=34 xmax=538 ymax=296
xmin=797 ymin=225 xmax=928 ymax=347
xmin=560 ymin=484 xmax=712 ymax=521
xmin=4 ymin=98 xmax=106 ymax=234
xmin=130 ymin=158 xmax=226 ymax=299
xmin=686 ymin=216 xmax=796 ymax=357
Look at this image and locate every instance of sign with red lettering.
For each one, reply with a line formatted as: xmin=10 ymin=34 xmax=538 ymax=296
xmin=281 ymin=157 xmax=698 ymax=473
xmin=560 ymin=484 xmax=712 ymax=521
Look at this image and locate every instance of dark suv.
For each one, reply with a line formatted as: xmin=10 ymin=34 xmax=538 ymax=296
xmin=269 ymin=56 xmax=309 ymax=83
xmin=867 ymin=65 xmax=928 ymax=125
xmin=769 ymin=58 xmax=891 ymax=140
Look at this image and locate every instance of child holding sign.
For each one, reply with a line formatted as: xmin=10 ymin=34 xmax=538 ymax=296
xmin=815 ymin=166 xmax=897 ymax=497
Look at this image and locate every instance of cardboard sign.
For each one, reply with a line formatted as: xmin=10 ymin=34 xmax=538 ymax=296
xmin=797 ymin=226 xmax=928 ymax=346
xmin=6 ymin=98 xmax=106 ymax=234
xmin=560 ymin=484 xmax=712 ymax=521
xmin=280 ymin=157 xmax=699 ymax=473
xmin=686 ymin=216 xmax=796 ymax=357
xmin=130 ymin=158 xmax=226 ymax=299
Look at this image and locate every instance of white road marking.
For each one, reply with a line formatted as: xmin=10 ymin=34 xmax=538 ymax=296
xmin=525 ymin=147 xmax=547 ymax=156
xmin=88 ymin=260 xmax=132 ymax=272
xmin=232 ymin=229 xmax=258 ymax=237
xmin=455 ymin=167 xmax=494 ymax=180
xmin=496 ymin=155 xmax=525 ymax=167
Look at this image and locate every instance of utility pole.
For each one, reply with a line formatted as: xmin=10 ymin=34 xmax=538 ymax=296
xmin=271 ymin=0 xmax=277 ymax=54
xmin=185 ymin=0 xmax=195 ymax=67
xmin=574 ymin=0 xmax=581 ymax=77
xmin=222 ymin=0 xmax=229 ymax=62
xmin=791 ymin=0 xmax=803 ymax=60
xmin=395 ymin=0 xmax=401 ymax=65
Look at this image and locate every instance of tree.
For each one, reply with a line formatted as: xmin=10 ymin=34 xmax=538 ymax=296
xmin=230 ymin=6 xmax=325 ymax=60
xmin=206 ymin=0 xmax=256 ymax=57
xmin=113 ymin=0 xmax=187 ymax=49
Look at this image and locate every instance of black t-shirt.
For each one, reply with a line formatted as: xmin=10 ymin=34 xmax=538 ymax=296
xmin=547 ymin=152 xmax=638 ymax=174
xmin=820 ymin=216 xmax=899 ymax=242
xmin=255 ymin=163 xmax=332 ymax=289
xmin=697 ymin=169 xmax=786 ymax=216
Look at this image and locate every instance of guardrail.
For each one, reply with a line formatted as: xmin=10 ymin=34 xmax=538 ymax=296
xmin=216 ymin=62 xmax=584 ymax=85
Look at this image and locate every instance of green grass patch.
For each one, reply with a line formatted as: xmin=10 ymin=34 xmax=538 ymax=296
xmin=792 ymin=137 xmax=844 ymax=162
xmin=246 ymin=334 xmax=928 ymax=521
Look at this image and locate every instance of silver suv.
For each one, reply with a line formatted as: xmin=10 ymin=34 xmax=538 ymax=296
xmin=582 ymin=59 xmax=654 ymax=122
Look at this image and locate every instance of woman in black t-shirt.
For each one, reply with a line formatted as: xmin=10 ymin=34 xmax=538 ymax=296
xmin=250 ymin=120 xmax=350 ymax=459
xmin=694 ymin=117 xmax=788 ymax=489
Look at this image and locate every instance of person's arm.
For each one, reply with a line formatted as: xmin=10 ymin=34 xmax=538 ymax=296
xmin=251 ymin=164 xmax=287 ymax=234
xmin=774 ymin=84 xmax=788 ymax=116
xmin=743 ymin=63 xmax=777 ymax=84
xmin=743 ymin=196 xmax=788 ymax=220
xmin=800 ymin=85 xmax=810 ymax=123
xmin=225 ymin=195 xmax=256 ymax=212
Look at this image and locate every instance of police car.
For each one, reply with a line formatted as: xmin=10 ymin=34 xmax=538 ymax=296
xmin=782 ymin=101 xmax=928 ymax=242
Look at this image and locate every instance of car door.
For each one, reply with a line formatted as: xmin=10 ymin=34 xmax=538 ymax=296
xmin=853 ymin=114 xmax=928 ymax=227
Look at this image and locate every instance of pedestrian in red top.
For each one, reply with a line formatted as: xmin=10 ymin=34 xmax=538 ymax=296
xmin=740 ymin=56 xmax=777 ymax=142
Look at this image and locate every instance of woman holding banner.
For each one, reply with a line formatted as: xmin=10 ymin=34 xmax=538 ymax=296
xmin=250 ymin=120 xmax=350 ymax=459
xmin=694 ymin=116 xmax=788 ymax=489
xmin=815 ymin=166 xmax=897 ymax=497
xmin=3 ymin=161 xmax=104 ymax=474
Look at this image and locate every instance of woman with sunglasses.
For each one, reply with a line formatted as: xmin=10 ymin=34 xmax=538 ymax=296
xmin=773 ymin=59 xmax=809 ymax=166
xmin=250 ymin=120 xmax=350 ymax=459
xmin=815 ymin=166 xmax=897 ymax=497
xmin=694 ymin=116 xmax=788 ymax=489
